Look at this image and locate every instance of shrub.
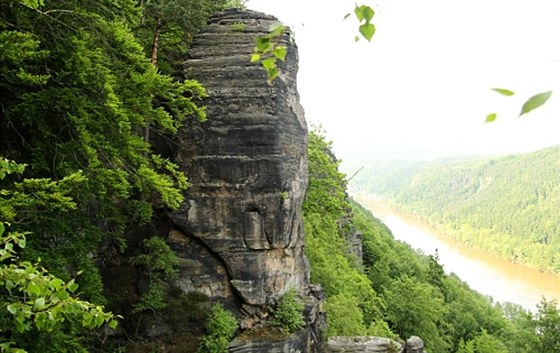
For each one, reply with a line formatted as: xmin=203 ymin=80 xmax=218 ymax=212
xmin=196 ymin=303 xmax=238 ymax=353
xmin=130 ymin=236 xmax=179 ymax=313
xmin=271 ymin=289 xmax=305 ymax=333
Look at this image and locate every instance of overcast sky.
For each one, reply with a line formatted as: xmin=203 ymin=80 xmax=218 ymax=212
xmin=246 ymin=0 xmax=560 ymax=163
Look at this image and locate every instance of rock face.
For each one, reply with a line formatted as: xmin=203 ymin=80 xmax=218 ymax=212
xmin=169 ymin=7 xmax=323 ymax=352
xmin=173 ymin=7 xmax=308 ymax=307
xmin=324 ymin=337 xmax=403 ymax=353
xmin=405 ymin=336 xmax=427 ymax=353
xmin=324 ymin=336 xmax=426 ymax=353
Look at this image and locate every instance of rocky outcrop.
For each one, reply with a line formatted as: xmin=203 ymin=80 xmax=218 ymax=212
xmin=324 ymin=336 xmax=426 ymax=353
xmin=168 ymin=7 xmax=323 ymax=352
xmin=405 ymin=336 xmax=427 ymax=353
xmin=172 ymin=8 xmax=308 ymax=307
xmin=324 ymin=337 xmax=403 ymax=353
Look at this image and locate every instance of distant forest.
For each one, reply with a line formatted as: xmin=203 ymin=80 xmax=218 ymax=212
xmin=305 ymin=132 xmax=559 ymax=353
xmin=351 ymin=146 xmax=560 ymax=275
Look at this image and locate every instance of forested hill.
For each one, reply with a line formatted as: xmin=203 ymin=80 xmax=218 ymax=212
xmin=351 ymin=145 xmax=560 ymax=274
xmin=306 ymin=131 xmax=560 ymax=353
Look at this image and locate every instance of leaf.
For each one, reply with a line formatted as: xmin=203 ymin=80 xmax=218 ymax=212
xmin=7 ymin=304 xmax=17 ymax=315
xmin=273 ymin=46 xmax=287 ymax=61
xmin=17 ymin=236 xmax=26 ymax=249
xmin=359 ymin=23 xmax=376 ymax=42
xmin=94 ymin=314 xmax=105 ymax=327
xmin=520 ymin=91 xmax=552 ymax=116
xmin=67 ymin=279 xmax=79 ymax=293
xmin=250 ymin=53 xmax=260 ymax=63
xmin=269 ymin=23 xmax=285 ymax=37
xmin=492 ymin=88 xmax=515 ymax=96
xmin=267 ymin=67 xmax=279 ymax=82
xmin=256 ymin=37 xmax=271 ymax=52
xmin=34 ymin=297 xmax=45 ymax=309
xmin=262 ymin=57 xmax=276 ymax=71
xmin=485 ymin=113 xmax=497 ymax=123
xmin=50 ymin=278 xmax=64 ymax=289
xmin=355 ymin=5 xmax=375 ymax=23
xmin=108 ymin=319 xmax=118 ymax=329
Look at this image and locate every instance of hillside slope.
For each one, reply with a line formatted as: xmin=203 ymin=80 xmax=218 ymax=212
xmin=306 ymin=131 xmax=560 ymax=353
xmin=352 ymin=146 xmax=560 ymax=274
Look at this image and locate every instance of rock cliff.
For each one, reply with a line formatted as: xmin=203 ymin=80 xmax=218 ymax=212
xmin=169 ymin=8 xmax=323 ymax=351
xmin=324 ymin=336 xmax=426 ymax=353
xmin=173 ymin=8 xmax=308 ymax=307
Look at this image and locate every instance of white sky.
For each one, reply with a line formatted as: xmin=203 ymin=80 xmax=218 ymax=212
xmin=246 ymin=0 xmax=560 ymax=162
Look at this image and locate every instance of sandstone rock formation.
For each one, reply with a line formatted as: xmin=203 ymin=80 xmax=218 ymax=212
xmin=405 ymin=336 xmax=427 ymax=353
xmin=324 ymin=336 xmax=403 ymax=353
xmin=173 ymin=6 xmax=308 ymax=307
xmin=168 ymin=7 xmax=323 ymax=352
xmin=324 ymin=336 xmax=426 ymax=353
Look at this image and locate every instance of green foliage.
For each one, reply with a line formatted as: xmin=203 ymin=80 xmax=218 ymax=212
xmin=351 ymin=201 xmax=559 ymax=353
xmin=306 ymin=130 xmax=560 ymax=352
xmin=271 ymin=289 xmax=305 ymax=333
xmin=353 ymin=146 xmax=560 ymax=275
xmin=457 ymin=330 xmax=509 ymax=353
xmin=0 ymin=160 xmax=117 ymax=353
xmin=303 ymin=130 xmax=386 ymax=337
xmin=485 ymin=113 xmax=497 ymax=123
xmin=0 ymin=0 xmax=207 ymax=310
xmin=279 ymin=191 xmax=289 ymax=201
xmin=519 ymin=91 xmax=552 ymax=116
xmin=136 ymin=0 xmax=233 ymax=74
xmin=130 ymin=236 xmax=179 ymax=279
xmin=130 ymin=236 xmax=179 ymax=313
xmin=0 ymin=1 xmax=225 ymax=348
xmin=383 ymin=276 xmax=451 ymax=352
xmin=488 ymin=88 xmax=552 ymax=120
xmin=196 ymin=303 xmax=237 ymax=353
xmin=535 ymin=299 xmax=560 ymax=352
xmin=354 ymin=5 xmax=376 ymax=42
xmin=491 ymin=88 xmax=515 ymax=96
xmin=230 ymin=22 xmax=246 ymax=32
xmin=251 ymin=23 xmax=289 ymax=83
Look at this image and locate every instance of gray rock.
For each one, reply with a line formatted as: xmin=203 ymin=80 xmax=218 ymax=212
xmin=405 ymin=336 xmax=426 ymax=353
xmin=172 ymin=8 xmax=309 ymax=306
xmin=324 ymin=336 xmax=403 ymax=353
xmin=229 ymin=329 xmax=312 ymax=353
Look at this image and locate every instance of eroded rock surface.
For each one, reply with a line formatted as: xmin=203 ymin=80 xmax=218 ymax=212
xmin=324 ymin=336 xmax=403 ymax=353
xmin=172 ymin=8 xmax=309 ymax=307
xmin=324 ymin=336 xmax=427 ymax=353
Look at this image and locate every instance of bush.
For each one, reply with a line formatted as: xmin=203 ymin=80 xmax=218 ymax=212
xmin=196 ymin=303 xmax=237 ymax=353
xmin=271 ymin=289 xmax=305 ymax=333
xmin=130 ymin=236 xmax=179 ymax=313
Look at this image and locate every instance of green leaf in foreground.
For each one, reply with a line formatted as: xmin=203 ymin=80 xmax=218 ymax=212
xmin=520 ymin=91 xmax=552 ymax=116
xmin=485 ymin=113 xmax=497 ymax=123
xmin=359 ymin=23 xmax=376 ymax=42
xmin=492 ymin=88 xmax=515 ymax=96
xmin=355 ymin=5 xmax=374 ymax=22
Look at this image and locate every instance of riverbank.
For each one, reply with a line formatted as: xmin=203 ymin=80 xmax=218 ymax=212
xmin=352 ymin=193 xmax=560 ymax=311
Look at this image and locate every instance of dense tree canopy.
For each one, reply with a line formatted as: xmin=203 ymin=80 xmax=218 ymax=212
xmin=305 ymin=131 xmax=560 ymax=353
xmin=0 ymin=0 xmax=232 ymax=350
xmin=352 ymin=146 xmax=560 ymax=274
xmin=2 ymin=1 xmax=559 ymax=351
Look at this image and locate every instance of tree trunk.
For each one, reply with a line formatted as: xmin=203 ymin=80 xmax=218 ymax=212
xmin=151 ymin=18 xmax=162 ymax=66
xmin=145 ymin=18 xmax=163 ymax=143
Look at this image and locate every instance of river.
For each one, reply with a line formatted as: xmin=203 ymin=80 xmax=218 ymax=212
xmin=353 ymin=194 xmax=560 ymax=311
